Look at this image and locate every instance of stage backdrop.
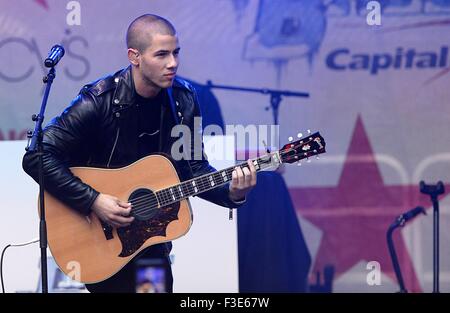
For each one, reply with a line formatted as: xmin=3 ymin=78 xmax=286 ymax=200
xmin=1 ymin=0 xmax=450 ymax=292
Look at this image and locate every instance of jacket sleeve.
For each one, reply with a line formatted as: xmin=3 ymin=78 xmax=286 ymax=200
xmin=186 ymin=87 xmax=246 ymax=209
xmin=22 ymin=91 xmax=100 ymax=215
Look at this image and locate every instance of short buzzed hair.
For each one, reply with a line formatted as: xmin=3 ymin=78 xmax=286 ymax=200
xmin=126 ymin=14 xmax=177 ymax=52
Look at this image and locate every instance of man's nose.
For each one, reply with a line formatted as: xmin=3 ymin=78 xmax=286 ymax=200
xmin=167 ymin=54 xmax=178 ymax=68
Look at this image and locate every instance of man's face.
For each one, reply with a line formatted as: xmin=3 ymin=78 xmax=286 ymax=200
xmin=138 ymin=34 xmax=180 ymax=90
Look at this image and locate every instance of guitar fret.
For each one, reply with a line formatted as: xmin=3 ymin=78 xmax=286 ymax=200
xmin=253 ymin=159 xmax=260 ymax=170
xmin=156 ymin=192 xmax=162 ymax=206
xmin=157 ymin=191 xmax=163 ymax=206
xmin=207 ymin=176 xmax=214 ymax=188
xmin=212 ymin=172 xmax=219 ymax=185
xmin=187 ymin=181 xmax=194 ymax=195
xmin=201 ymin=176 xmax=208 ymax=189
xmin=162 ymin=189 xmax=170 ymax=206
xmin=165 ymin=189 xmax=172 ymax=203
xmin=202 ymin=176 xmax=212 ymax=191
xmin=206 ymin=174 xmax=214 ymax=187
xmin=157 ymin=191 xmax=164 ymax=206
xmin=182 ymin=182 xmax=190 ymax=198
xmin=214 ymin=172 xmax=221 ymax=185
xmin=227 ymin=168 xmax=234 ymax=180
xmin=170 ymin=186 xmax=180 ymax=202
xmin=221 ymin=170 xmax=228 ymax=182
xmin=212 ymin=172 xmax=221 ymax=186
xmin=197 ymin=177 xmax=207 ymax=192
xmin=192 ymin=180 xmax=198 ymax=193
xmin=176 ymin=186 xmax=182 ymax=201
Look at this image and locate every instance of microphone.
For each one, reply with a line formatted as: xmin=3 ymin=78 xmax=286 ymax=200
xmin=44 ymin=45 xmax=65 ymax=68
xmin=402 ymin=206 xmax=426 ymax=222
xmin=392 ymin=206 xmax=426 ymax=228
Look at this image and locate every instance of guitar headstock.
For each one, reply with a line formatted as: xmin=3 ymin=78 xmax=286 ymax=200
xmin=279 ymin=131 xmax=326 ymax=164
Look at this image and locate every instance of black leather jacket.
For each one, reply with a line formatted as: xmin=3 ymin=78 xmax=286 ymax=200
xmin=22 ymin=66 xmax=243 ymax=216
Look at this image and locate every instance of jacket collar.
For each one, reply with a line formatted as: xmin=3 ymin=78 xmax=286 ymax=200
xmin=111 ymin=66 xmax=137 ymax=109
xmin=112 ymin=66 xmax=180 ymax=124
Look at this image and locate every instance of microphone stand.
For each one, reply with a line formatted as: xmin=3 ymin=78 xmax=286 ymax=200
xmin=205 ymin=81 xmax=309 ymax=125
xmin=25 ymin=66 xmax=57 ymax=293
xmin=387 ymin=206 xmax=426 ymax=293
xmin=387 ymin=224 xmax=406 ymax=293
xmin=420 ymin=181 xmax=445 ymax=293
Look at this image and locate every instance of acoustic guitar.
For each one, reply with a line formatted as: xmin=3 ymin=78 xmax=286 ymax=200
xmin=42 ymin=132 xmax=326 ymax=283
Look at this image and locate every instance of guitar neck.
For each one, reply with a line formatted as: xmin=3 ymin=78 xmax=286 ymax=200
xmin=155 ymin=152 xmax=280 ymax=207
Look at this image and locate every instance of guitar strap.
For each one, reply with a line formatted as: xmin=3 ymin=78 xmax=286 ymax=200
xmin=166 ymin=87 xmax=181 ymax=124
xmin=165 ymin=87 xmax=195 ymax=181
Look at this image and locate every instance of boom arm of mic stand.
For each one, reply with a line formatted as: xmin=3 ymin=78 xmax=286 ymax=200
xmin=205 ymin=80 xmax=309 ymax=125
xmin=387 ymin=223 xmax=408 ymax=293
xmin=387 ymin=206 xmax=426 ymax=293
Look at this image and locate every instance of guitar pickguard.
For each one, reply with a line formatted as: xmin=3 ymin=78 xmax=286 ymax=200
xmin=116 ymin=202 xmax=180 ymax=257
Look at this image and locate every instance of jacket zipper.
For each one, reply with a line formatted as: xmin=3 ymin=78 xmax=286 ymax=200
xmin=107 ymin=127 xmax=120 ymax=168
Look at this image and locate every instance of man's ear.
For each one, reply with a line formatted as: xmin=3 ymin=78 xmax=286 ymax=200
xmin=127 ymin=48 xmax=140 ymax=66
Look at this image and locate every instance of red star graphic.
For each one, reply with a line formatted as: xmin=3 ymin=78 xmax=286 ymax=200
xmin=289 ymin=115 xmax=449 ymax=292
xmin=34 ymin=0 xmax=48 ymax=9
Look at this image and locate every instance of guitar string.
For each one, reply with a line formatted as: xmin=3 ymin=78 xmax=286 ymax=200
xmin=130 ymin=163 xmax=265 ymax=214
xmin=129 ymin=143 xmax=321 ymax=214
xmin=129 ymin=158 xmax=273 ymax=211
xmin=129 ymin=167 xmax=240 ymax=214
xmin=129 ymin=162 xmax=247 ymax=209
xmin=129 ymin=166 xmax=236 ymax=207
xmin=129 ymin=171 xmax=233 ymax=213
xmin=130 ymin=152 xmax=313 ymax=215
xmin=130 ymin=160 xmax=276 ymax=215
xmin=129 ymin=152 xmax=284 ymax=208
xmin=126 ymin=141 xmax=320 ymax=214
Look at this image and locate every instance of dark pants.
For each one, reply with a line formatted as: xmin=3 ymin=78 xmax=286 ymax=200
xmin=85 ymin=244 xmax=173 ymax=293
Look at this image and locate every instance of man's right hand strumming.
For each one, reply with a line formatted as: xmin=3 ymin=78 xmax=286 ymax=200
xmin=91 ymin=194 xmax=135 ymax=228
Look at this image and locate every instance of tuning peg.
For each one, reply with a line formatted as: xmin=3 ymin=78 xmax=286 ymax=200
xmin=288 ymin=136 xmax=293 ymax=142
xmin=307 ymin=129 xmax=311 ymax=134
xmin=297 ymin=161 xmax=302 ymax=166
xmin=316 ymin=155 xmax=320 ymax=160
xmin=297 ymin=132 xmax=303 ymax=138
xmin=262 ymin=140 xmax=270 ymax=153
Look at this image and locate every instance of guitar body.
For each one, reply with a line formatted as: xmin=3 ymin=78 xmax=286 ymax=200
xmin=42 ymin=154 xmax=193 ymax=284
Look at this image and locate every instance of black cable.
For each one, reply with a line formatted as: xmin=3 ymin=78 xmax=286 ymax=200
xmin=1 ymin=244 xmax=11 ymax=293
xmin=1 ymin=238 xmax=39 ymax=293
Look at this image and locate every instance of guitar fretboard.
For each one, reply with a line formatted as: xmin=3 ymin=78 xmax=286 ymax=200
xmin=155 ymin=153 xmax=278 ymax=207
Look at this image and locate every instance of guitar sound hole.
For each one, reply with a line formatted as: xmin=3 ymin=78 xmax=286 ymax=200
xmin=129 ymin=188 xmax=159 ymax=221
